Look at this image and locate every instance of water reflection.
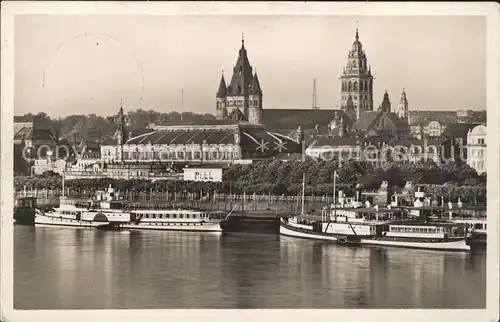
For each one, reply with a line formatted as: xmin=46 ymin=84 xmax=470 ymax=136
xmin=14 ymin=227 xmax=486 ymax=309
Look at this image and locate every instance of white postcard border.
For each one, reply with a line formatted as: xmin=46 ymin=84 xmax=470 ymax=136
xmin=1 ymin=2 xmax=499 ymax=322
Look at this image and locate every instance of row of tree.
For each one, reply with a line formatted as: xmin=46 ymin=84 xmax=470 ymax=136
xmin=222 ymin=159 xmax=485 ymax=188
xmin=19 ymin=110 xmax=217 ymax=143
xmin=14 ymin=158 xmax=486 ymax=203
xmin=12 ymin=177 xmax=487 ymax=204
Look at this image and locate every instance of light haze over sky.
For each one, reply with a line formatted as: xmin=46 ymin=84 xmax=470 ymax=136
xmin=15 ymin=15 xmax=485 ymax=118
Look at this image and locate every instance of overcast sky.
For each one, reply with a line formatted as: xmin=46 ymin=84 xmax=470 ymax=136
xmin=14 ymin=15 xmax=485 ymax=118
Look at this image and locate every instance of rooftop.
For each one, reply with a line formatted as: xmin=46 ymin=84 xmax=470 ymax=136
xmin=121 ymin=125 xmax=302 ymax=155
xmin=441 ymin=122 xmax=482 ymax=140
xmin=14 ymin=127 xmax=56 ymax=141
xmin=14 ymin=115 xmax=35 ymax=123
xmin=308 ymin=136 xmax=360 ymax=148
xmin=262 ymin=109 xmax=337 ymax=130
xmin=408 ymin=110 xmax=458 ymax=126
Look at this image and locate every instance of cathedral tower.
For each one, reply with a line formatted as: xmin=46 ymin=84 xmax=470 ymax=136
xmin=216 ymin=72 xmax=227 ymax=119
xmin=115 ymin=99 xmax=128 ymax=146
xmin=114 ymin=99 xmax=128 ymax=162
xmin=396 ymin=89 xmax=409 ymax=120
xmin=339 ymin=26 xmax=374 ymax=121
xmin=379 ymin=90 xmax=391 ymax=113
xmin=216 ymin=34 xmax=262 ymax=122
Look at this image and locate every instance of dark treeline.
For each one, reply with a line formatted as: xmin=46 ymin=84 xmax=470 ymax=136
xmin=14 ymin=158 xmax=486 ymax=204
xmin=20 ymin=110 xmax=216 ymax=142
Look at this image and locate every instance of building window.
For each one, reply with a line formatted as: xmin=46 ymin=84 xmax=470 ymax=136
xmin=194 ymin=151 xmax=201 ymax=160
xmin=478 ymin=138 xmax=485 ymax=145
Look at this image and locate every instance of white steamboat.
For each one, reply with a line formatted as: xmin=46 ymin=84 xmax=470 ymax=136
xmin=280 ymin=175 xmax=471 ymax=252
xmin=35 ymin=185 xmax=133 ymax=228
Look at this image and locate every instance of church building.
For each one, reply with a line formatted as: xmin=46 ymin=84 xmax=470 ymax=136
xmin=215 ymin=35 xmax=347 ymax=145
xmin=216 ymin=36 xmax=263 ymax=124
xmin=339 ymin=27 xmax=374 ymax=122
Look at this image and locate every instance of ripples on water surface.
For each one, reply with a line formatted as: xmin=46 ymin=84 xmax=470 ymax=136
xmin=14 ymin=226 xmax=486 ymax=309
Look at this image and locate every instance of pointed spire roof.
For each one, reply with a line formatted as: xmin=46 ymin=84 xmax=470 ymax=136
xmin=216 ymin=72 xmax=227 ymax=97
xmin=117 ymin=98 xmax=125 ymax=124
xmin=380 ymin=90 xmax=391 ymax=113
xmin=239 ymin=32 xmax=247 ymax=56
xmin=114 ymin=98 xmax=128 ymax=144
xmin=401 ymin=88 xmax=408 ymax=101
xmin=350 ymin=23 xmax=363 ymax=55
xmin=250 ymin=72 xmax=262 ymax=95
xmin=228 ymin=35 xmax=253 ymax=96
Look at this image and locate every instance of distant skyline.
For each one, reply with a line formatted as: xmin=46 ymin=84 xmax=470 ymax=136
xmin=15 ymin=15 xmax=486 ymax=117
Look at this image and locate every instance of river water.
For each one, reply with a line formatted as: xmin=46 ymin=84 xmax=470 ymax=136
xmin=14 ymin=226 xmax=486 ymax=309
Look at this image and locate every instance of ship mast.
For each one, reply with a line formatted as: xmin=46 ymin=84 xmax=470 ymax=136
xmin=61 ymin=171 xmax=65 ymax=199
xmin=333 ymin=170 xmax=337 ymax=222
xmin=301 ymin=173 xmax=305 ymax=215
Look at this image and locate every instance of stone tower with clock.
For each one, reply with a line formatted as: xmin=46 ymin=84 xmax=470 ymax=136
xmin=339 ymin=27 xmax=374 ymax=122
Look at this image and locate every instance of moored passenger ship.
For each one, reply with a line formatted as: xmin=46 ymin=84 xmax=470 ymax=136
xmin=359 ymin=220 xmax=471 ymax=252
xmin=280 ymin=175 xmax=472 ymax=252
xmin=281 ymin=207 xmax=471 ymax=252
xmin=33 ymin=186 xmax=133 ymax=228
xmin=120 ymin=209 xmax=230 ymax=232
xmin=279 ymin=207 xmax=396 ymax=245
xmin=35 ymin=185 xmax=234 ymax=232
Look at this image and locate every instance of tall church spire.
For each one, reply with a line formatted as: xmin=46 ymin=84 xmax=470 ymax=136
xmin=250 ymin=71 xmax=262 ymax=95
xmin=239 ymin=32 xmax=247 ymax=56
xmin=216 ymin=71 xmax=227 ymax=98
xmin=379 ymin=90 xmax=391 ymax=113
xmin=115 ymin=98 xmax=127 ymax=146
xmin=248 ymin=70 xmax=263 ymax=124
xmin=396 ymin=88 xmax=409 ymax=120
xmin=339 ymin=23 xmax=374 ymax=122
